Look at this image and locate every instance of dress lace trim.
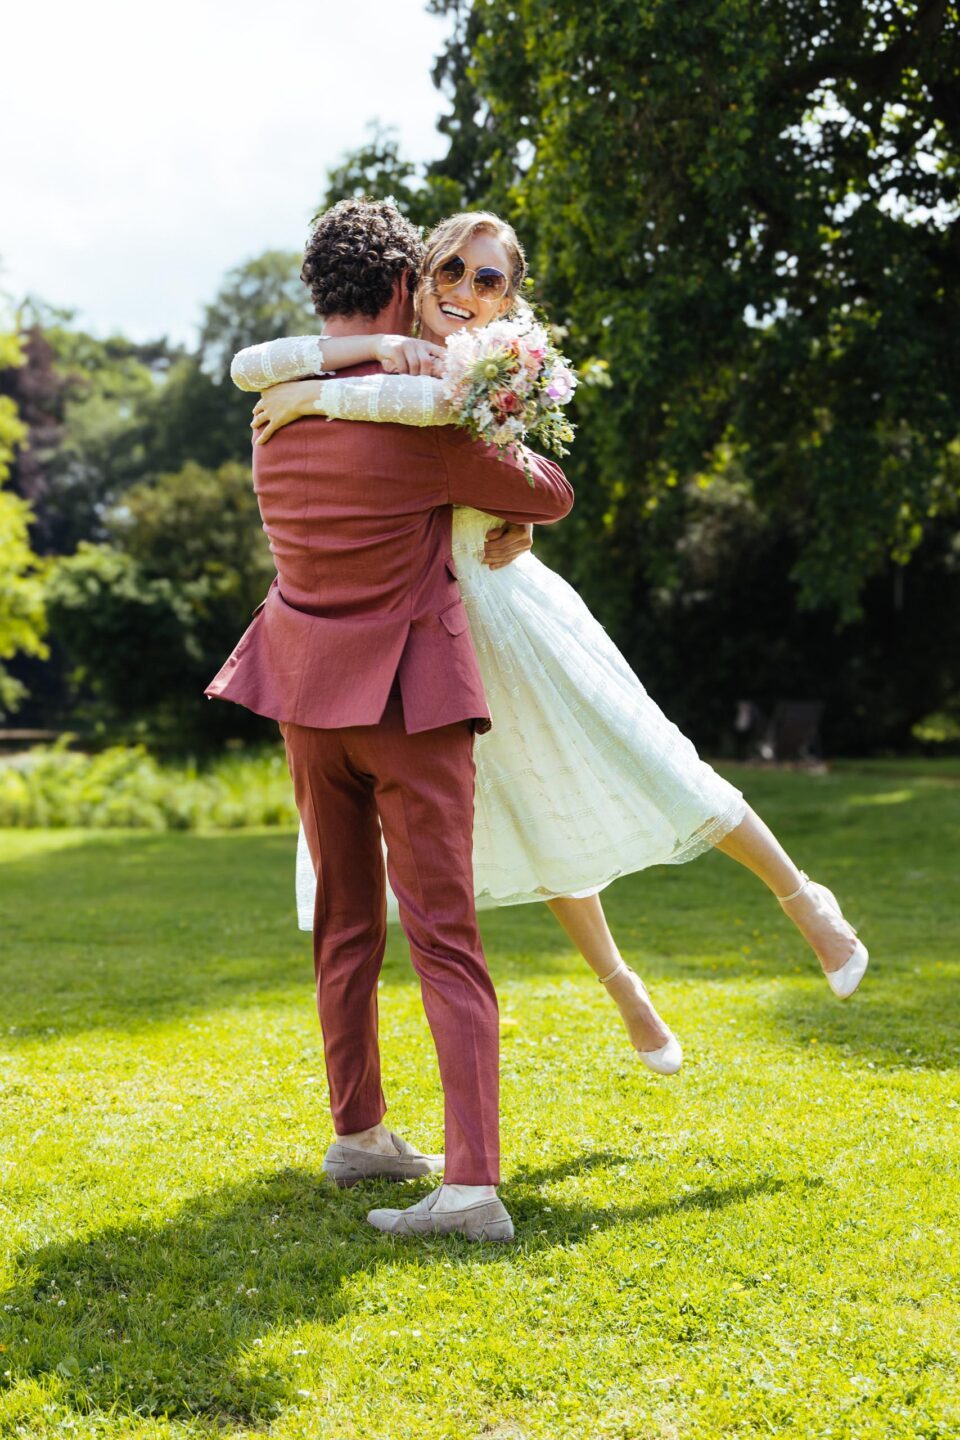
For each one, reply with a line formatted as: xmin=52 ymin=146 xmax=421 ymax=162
xmin=230 ymin=334 xmax=329 ymax=391
xmin=316 ymin=374 xmax=453 ymax=426
xmin=229 ymin=335 xmax=455 ymax=428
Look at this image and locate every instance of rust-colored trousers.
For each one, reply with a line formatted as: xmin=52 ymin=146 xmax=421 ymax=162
xmin=281 ymin=692 xmax=500 ymax=1184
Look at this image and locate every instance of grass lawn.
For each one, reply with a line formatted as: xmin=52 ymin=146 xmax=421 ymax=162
xmin=0 ymin=761 xmax=958 ymax=1439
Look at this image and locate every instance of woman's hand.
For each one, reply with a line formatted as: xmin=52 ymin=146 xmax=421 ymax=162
xmin=251 ymin=380 xmax=326 ymax=444
xmin=483 ymin=522 xmax=534 ymax=570
xmin=374 ymin=335 xmax=447 ymax=377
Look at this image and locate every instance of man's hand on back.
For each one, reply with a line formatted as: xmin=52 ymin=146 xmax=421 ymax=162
xmin=483 ymin=523 xmax=534 ymax=570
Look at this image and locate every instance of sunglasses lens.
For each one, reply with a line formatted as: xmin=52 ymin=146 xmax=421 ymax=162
xmin=435 ymin=256 xmax=466 ymax=287
xmin=475 ymin=268 xmax=508 ymax=298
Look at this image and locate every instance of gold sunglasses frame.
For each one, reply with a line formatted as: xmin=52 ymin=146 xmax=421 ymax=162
xmin=431 ymin=254 xmax=510 ymax=302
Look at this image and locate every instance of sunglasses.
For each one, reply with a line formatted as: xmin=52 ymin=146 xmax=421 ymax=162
xmin=431 ymin=254 xmax=509 ymax=302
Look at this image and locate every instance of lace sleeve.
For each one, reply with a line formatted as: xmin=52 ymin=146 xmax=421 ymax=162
xmin=230 ymin=335 xmax=328 ymax=391
xmin=316 ymin=375 xmax=454 ymax=427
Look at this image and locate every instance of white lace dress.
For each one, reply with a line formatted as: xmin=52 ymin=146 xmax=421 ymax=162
xmin=232 ymin=339 xmax=748 ymax=926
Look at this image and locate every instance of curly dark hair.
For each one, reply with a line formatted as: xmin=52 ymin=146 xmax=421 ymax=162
xmin=300 ymin=198 xmax=424 ymax=319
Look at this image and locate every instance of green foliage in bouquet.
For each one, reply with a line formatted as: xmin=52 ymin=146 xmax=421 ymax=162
xmin=442 ymin=317 xmax=577 ymax=478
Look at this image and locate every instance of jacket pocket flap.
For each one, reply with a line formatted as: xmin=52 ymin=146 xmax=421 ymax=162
xmin=439 ymin=602 xmax=469 ymax=637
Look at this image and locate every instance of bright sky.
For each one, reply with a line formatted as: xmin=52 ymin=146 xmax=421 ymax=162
xmin=2 ymin=0 xmax=451 ymax=346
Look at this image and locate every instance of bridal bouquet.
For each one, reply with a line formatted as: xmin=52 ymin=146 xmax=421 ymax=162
xmin=440 ymin=317 xmax=578 ymax=481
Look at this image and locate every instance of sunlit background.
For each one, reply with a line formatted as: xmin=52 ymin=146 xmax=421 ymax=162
xmin=1 ymin=9 xmax=958 ymax=1435
xmin=1 ymin=0 xmax=957 ymax=763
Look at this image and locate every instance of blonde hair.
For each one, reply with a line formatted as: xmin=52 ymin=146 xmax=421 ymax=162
xmin=416 ymin=210 xmax=528 ymax=325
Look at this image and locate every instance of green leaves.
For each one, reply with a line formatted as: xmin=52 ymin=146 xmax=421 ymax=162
xmin=0 ymin=327 xmax=47 ymax=717
xmin=198 ymin=252 xmax=318 ymax=380
xmin=0 ymin=485 xmax=48 ymax=717
xmin=456 ymin=0 xmax=959 ymax=621
xmin=44 ymin=462 xmax=277 ymax=745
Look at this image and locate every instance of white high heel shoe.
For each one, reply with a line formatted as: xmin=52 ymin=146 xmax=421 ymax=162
xmin=598 ymin=961 xmax=683 ymax=1075
xmin=777 ymin=872 xmax=869 ymax=999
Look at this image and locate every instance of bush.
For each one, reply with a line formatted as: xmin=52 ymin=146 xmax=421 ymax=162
xmin=0 ymin=743 xmax=298 ymax=830
xmin=43 ymin=461 xmax=279 ymax=749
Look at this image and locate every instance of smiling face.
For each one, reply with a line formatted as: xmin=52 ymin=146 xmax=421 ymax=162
xmin=418 ymin=229 xmax=515 ymax=343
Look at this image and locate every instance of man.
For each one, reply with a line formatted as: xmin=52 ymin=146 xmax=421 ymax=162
xmin=207 ymin=199 xmax=573 ymax=1241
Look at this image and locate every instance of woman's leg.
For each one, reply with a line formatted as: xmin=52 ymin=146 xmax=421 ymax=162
xmin=712 ymin=805 xmax=802 ymax=894
xmin=546 ymin=893 xmax=673 ymax=1052
xmin=713 ymin=806 xmax=858 ymax=973
xmin=544 ymin=802 xmax=859 ymax=1050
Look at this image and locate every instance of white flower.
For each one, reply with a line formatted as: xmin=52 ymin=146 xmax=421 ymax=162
xmin=440 ymin=315 xmax=579 ymax=459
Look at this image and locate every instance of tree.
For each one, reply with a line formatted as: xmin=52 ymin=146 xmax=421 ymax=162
xmin=426 ymin=0 xmax=529 ymax=205
xmin=163 ymin=252 xmax=329 ymax=483
xmin=0 ymin=322 xmax=68 ymax=533
xmin=0 ymin=332 xmax=27 ymax=482
xmin=46 ymin=461 xmax=276 ymax=745
xmin=310 ymin=0 xmax=960 ymax=750
xmin=1 ymin=265 xmax=315 ymax=739
xmin=0 ymin=308 xmax=175 ymax=554
xmin=0 ymin=493 xmax=50 ymax=718
xmin=198 ymin=251 xmax=319 ymax=379
xmin=456 ymin=0 xmax=959 ymax=622
xmin=322 ymin=123 xmax=462 ymax=229
xmin=1 ymin=264 xmax=317 ymax=561
xmin=138 ymin=354 xmax=256 ymax=478
xmin=0 ymin=328 xmax=48 ymax=717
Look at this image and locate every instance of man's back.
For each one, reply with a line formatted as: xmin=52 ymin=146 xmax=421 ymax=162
xmin=207 ymin=376 xmax=572 ymax=732
xmin=253 ymin=404 xmax=458 ymax=623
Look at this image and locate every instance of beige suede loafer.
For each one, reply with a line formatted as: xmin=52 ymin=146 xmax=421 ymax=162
xmin=322 ymin=1131 xmax=444 ymax=1189
xmin=367 ymin=1187 xmax=515 ymax=1243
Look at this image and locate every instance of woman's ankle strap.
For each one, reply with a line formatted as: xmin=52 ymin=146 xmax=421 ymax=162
xmin=776 ymin=870 xmax=810 ymax=903
xmin=597 ymin=960 xmax=629 ymax=985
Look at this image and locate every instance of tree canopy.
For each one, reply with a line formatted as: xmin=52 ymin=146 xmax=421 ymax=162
xmin=0 ymin=328 xmax=48 ymax=717
xmin=317 ymin=0 xmax=960 ymax=750
xmin=424 ymin=0 xmax=960 ymax=620
xmin=46 ymin=461 xmax=276 ymax=744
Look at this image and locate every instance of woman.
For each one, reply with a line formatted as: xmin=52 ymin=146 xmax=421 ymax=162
xmin=232 ymin=210 xmax=869 ymax=1072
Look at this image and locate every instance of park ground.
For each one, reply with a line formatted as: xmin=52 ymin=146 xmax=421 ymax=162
xmin=0 ymin=761 xmax=958 ymax=1439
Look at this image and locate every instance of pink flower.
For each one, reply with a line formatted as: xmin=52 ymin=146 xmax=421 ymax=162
xmin=493 ymin=389 xmax=522 ymax=414
xmin=546 ymin=365 xmax=576 ymax=403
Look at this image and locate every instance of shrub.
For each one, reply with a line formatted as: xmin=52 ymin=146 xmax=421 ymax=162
xmin=0 ymin=743 xmax=298 ymax=831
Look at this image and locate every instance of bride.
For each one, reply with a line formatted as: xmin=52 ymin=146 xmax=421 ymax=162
xmin=231 ymin=208 xmax=869 ymax=1072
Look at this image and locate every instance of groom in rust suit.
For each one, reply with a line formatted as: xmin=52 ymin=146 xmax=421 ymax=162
xmin=206 ymin=200 xmax=573 ymax=1242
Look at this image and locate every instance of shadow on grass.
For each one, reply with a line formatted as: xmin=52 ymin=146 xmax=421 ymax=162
xmin=1 ymin=1154 xmax=817 ymax=1427
xmin=2 ymin=765 xmax=958 ymax=1069
xmin=0 ymin=832 xmax=582 ymax=1041
xmin=508 ymin=1152 xmax=820 ymax=1223
xmin=0 ymin=832 xmax=444 ymax=1041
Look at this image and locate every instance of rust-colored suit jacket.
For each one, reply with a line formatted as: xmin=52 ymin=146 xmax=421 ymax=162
xmin=205 ymin=367 xmax=574 ymax=734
